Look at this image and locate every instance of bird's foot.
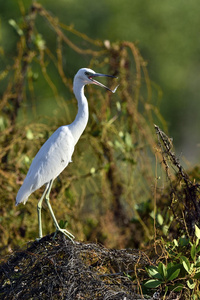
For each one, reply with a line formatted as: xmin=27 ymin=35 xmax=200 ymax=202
xmin=53 ymin=227 xmax=75 ymax=242
xmin=36 ymin=237 xmax=41 ymax=242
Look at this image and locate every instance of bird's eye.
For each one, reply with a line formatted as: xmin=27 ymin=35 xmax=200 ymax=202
xmin=85 ymin=71 xmax=93 ymax=80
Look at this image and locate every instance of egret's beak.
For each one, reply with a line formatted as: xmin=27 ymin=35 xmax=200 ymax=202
xmin=89 ymin=73 xmax=118 ymax=93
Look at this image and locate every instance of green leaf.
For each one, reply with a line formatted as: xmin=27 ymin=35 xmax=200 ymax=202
xmin=181 ymin=256 xmax=190 ymax=273
xmin=35 ymin=33 xmax=46 ymax=50
xmin=167 ymin=262 xmax=175 ymax=269
xmin=187 ymin=279 xmax=196 ymax=290
xmin=162 ymin=224 xmax=169 ymax=235
xmin=23 ymin=155 xmax=31 ymax=166
xmin=116 ymin=101 xmax=121 ymax=112
xmin=191 ymin=243 xmax=196 ymax=261
xmin=179 ymin=237 xmax=189 ymax=247
xmin=168 ymin=283 xmax=184 ymax=292
xmin=196 ymin=245 xmax=200 ymax=253
xmin=158 ymin=262 xmax=167 ymax=279
xmin=90 ymin=167 xmax=96 ymax=174
xmin=114 ymin=140 xmax=124 ymax=150
xmin=147 ymin=266 xmax=163 ymax=280
xmin=8 ymin=19 xmax=23 ymax=36
xmin=125 ymin=132 xmax=133 ymax=149
xmin=195 ymin=224 xmax=200 ymax=239
xmin=167 ymin=267 xmax=180 ymax=281
xmin=0 ymin=116 xmax=7 ymax=130
xmin=195 ymin=255 xmax=200 ymax=267
xmin=146 ymin=266 xmax=157 ymax=277
xmin=164 ymin=285 xmax=168 ymax=295
xmin=194 ymin=272 xmax=200 ymax=279
xmin=173 ymin=239 xmax=179 ymax=247
xmin=26 ymin=129 xmax=34 ymax=140
xmin=59 ymin=219 xmax=68 ymax=228
xmin=143 ymin=279 xmax=162 ymax=288
xmin=157 ymin=213 xmax=163 ymax=225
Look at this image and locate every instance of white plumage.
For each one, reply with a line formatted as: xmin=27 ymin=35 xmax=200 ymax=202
xmin=16 ymin=126 xmax=74 ymax=205
xmin=16 ymin=68 xmax=117 ymax=241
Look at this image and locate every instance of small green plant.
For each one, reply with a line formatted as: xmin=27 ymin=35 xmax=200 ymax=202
xmin=143 ymin=261 xmax=183 ymax=297
xmin=149 ymin=209 xmax=174 ymax=236
xmin=142 ymin=224 xmax=200 ymax=299
xmin=59 ymin=219 xmax=69 ymax=229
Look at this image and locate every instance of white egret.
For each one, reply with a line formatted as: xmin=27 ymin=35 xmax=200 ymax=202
xmin=16 ymin=68 xmax=118 ymax=241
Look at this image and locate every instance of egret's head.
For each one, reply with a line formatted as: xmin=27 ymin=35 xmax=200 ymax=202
xmin=74 ymin=68 xmax=118 ymax=93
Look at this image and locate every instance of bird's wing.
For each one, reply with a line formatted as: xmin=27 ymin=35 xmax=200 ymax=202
xmin=16 ymin=126 xmax=75 ymax=205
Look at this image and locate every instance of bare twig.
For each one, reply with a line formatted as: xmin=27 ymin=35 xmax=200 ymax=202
xmin=154 ymin=124 xmax=200 ymax=235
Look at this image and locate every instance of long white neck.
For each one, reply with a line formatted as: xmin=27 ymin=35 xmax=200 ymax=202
xmin=68 ymin=79 xmax=89 ymax=145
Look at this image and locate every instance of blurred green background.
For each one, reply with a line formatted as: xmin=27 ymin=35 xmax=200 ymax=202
xmin=1 ymin=0 xmax=200 ymax=163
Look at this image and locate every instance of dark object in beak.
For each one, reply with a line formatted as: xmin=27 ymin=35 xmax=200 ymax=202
xmin=88 ymin=72 xmax=118 ymax=93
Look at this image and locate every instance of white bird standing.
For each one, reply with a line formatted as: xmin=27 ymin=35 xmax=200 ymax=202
xmin=16 ymin=68 xmax=117 ymax=241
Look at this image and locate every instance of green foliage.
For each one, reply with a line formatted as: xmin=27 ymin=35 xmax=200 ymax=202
xmin=142 ymin=225 xmax=200 ymax=298
xmin=59 ymin=219 xmax=68 ymax=229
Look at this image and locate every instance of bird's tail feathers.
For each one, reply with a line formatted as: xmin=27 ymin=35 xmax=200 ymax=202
xmin=16 ymin=193 xmax=29 ymax=206
xmin=16 ymin=183 xmax=32 ymax=206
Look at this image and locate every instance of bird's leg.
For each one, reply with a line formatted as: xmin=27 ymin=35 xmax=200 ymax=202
xmin=45 ymin=179 xmax=75 ymax=242
xmin=37 ymin=183 xmax=49 ymax=239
